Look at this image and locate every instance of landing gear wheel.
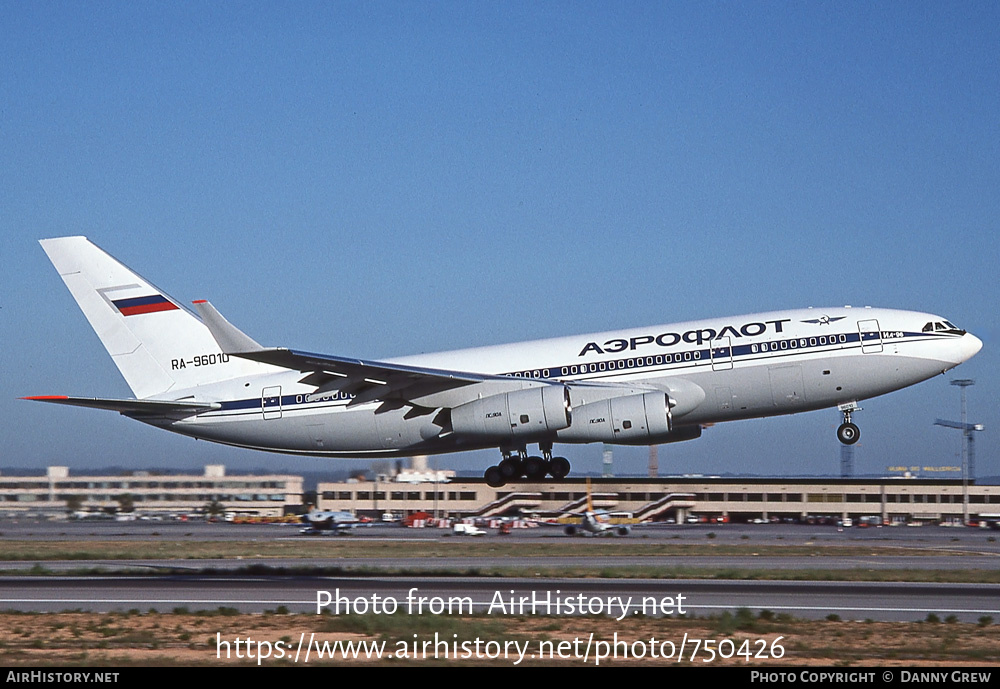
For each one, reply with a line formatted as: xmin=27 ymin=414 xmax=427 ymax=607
xmin=837 ymin=422 xmax=860 ymax=445
xmin=549 ymin=456 xmax=571 ymax=480
xmin=498 ymin=457 xmax=523 ymax=480
xmin=836 ymin=403 xmax=862 ymax=446
xmin=484 ymin=466 xmax=505 ymax=488
xmin=523 ymin=455 xmax=547 ymax=480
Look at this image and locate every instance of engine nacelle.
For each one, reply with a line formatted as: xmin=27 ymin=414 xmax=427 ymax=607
xmin=451 ymin=385 xmax=571 ymax=442
xmin=557 ymin=391 xmax=700 ymax=445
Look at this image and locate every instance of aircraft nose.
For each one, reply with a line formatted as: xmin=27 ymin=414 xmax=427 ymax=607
xmin=959 ymin=332 xmax=983 ymax=363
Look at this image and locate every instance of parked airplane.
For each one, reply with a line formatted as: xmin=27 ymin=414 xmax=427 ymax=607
xmin=299 ymin=508 xmax=374 ymax=535
xmin=561 ymin=512 xmax=631 ymax=537
xmin=547 ymin=479 xmax=633 ymax=536
xmin=26 ymin=237 xmax=981 ymax=487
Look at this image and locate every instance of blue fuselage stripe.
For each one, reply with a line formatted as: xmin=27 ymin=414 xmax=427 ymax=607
xmin=205 ymin=330 xmax=951 ymax=417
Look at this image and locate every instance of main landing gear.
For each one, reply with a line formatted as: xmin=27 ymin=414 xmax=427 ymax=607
xmin=837 ymin=402 xmax=861 ymax=445
xmin=484 ymin=442 xmax=571 ymax=487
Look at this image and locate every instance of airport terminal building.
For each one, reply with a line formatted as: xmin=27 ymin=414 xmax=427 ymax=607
xmin=317 ymin=476 xmax=999 ymax=525
xmin=2 ymin=464 xmax=996 ymax=526
xmin=0 ymin=465 xmax=303 ymax=518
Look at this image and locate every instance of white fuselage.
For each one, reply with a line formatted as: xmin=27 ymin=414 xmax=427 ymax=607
xmin=151 ymin=306 xmax=982 ymax=458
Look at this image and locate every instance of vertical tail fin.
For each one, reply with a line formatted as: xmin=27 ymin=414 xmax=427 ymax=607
xmin=40 ymin=237 xmax=271 ymax=398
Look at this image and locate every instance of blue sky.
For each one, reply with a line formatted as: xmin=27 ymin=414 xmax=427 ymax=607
xmin=2 ymin=1 xmax=997 ymax=478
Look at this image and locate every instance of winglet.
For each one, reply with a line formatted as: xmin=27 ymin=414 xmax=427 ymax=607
xmin=191 ymin=300 xmax=265 ymax=354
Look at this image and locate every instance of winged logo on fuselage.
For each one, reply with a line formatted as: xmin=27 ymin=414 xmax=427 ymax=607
xmin=801 ymin=315 xmax=846 ymax=326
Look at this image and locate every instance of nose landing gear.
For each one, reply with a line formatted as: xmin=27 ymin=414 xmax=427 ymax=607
xmin=483 ymin=442 xmax=571 ymax=487
xmin=837 ymin=402 xmax=862 ymax=445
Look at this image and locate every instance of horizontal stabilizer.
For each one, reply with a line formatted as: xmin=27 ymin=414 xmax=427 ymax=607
xmin=21 ymin=396 xmax=219 ymax=416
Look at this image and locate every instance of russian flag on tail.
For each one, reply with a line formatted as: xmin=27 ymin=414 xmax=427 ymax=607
xmin=112 ymin=294 xmax=178 ymax=316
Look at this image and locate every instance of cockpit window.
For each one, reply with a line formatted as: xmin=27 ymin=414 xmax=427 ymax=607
xmin=923 ymin=320 xmax=965 ymax=335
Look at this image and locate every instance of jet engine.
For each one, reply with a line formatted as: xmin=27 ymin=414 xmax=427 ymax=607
xmin=450 ymin=385 xmax=571 ymax=442
xmin=557 ymin=391 xmax=701 ymax=444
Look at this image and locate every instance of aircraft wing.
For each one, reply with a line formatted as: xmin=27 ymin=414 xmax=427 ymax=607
xmin=21 ymin=396 xmax=219 ymax=416
xmin=192 ymin=301 xmax=707 ymax=415
xmin=192 ymin=300 xmax=543 ymax=407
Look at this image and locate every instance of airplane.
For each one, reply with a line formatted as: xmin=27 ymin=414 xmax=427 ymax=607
xmin=561 ymin=512 xmax=632 ymax=537
xmin=25 ymin=237 xmax=982 ymax=488
xmin=544 ymin=479 xmax=634 ymax=536
xmin=299 ymin=508 xmax=375 ymax=535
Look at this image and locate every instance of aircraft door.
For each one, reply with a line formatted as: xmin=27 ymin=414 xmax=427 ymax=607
xmin=262 ymin=386 xmax=282 ymax=420
xmin=768 ymin=365 xmax=806 ymax=407
xmin=858 ymin=319 xmax=883 ymax=354
xmin=710 ymin=336 xmax=733 ymax=371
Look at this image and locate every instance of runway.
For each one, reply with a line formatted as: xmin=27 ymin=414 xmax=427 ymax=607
xmin=1 ymin=519 xmax=997 ymax=622
xmin=0 ymin=575 xmax=998 ymax=622
xmin=3 ymin=518 xmax=999 ymax=548
xmin=2 ymin=553 xmax=998 ymax=572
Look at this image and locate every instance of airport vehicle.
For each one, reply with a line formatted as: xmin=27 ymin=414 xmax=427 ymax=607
xmin=299 ymin=508 xmax=374 ymax=535
xmin=401 ymin=512 xmax=433 ymax=527
xmin=452 ymin=523 xmax=487 ymax=536
xmin=26 ymin=237 xmax=982 ymax=486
